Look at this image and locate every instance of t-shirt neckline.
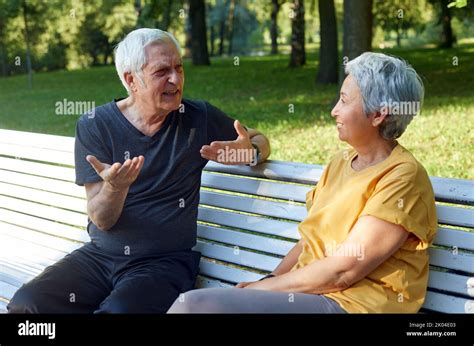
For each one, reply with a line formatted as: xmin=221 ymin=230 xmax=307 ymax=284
xmin=111 ymin=98 xmax=174 ymax=141
xmin=346 ymin=142 xmax=400 ymax=175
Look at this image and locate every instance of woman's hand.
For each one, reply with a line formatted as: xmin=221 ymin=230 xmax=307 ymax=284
xmin=235 ymin=281 xmax=254 ymax=288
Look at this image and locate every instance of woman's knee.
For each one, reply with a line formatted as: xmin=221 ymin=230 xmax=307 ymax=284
xmin=167 ymin=288 xmax=223 ymax=313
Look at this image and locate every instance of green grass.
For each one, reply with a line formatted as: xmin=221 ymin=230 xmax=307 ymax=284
xmin=0 ymin=44 xmax=473 ymax=179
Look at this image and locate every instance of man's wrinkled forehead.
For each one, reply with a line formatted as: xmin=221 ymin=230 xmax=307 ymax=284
xmin=143 ymin=42 xmax=181 ymax=70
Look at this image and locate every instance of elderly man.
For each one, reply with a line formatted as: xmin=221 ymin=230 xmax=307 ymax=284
xmin=168 ymin=52 xmax=437 ymax=313
xmin=7 ymin=28 xmax=270 ymax=313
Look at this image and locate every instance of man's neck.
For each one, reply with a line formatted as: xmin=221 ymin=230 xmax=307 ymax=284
xmin=117 ymin=97 xmax=170 ymax=137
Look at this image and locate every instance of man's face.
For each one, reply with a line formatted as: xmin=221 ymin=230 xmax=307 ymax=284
xmin=135 ymin=42 xmax=184 ymax=114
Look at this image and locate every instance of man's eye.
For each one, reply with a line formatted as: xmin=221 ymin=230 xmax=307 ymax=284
xmin=340 ymin=98 xmax=345 ymax=104
xmin=176 ymin=65 xmax=183 ymax=72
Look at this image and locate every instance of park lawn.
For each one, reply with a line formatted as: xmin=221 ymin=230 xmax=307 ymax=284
xmin=0 ymin=44 xmax=472 ymax=179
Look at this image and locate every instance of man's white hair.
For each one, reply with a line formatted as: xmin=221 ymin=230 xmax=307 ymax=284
xmin=115 ymin=28 xmax=181 ymax=94
xmin=345 ymin=52 xmax=424 ymax=140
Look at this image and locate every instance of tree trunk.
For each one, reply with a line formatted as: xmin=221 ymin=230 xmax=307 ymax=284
xmin=270 ymin=0 xmax=281 ymax=55
xmin=189 ymin=0 xmax=210 ymax=65
xmin=22 ymin=0 xmax=32 ymax=88
xmin=340 ymin=0 xmax=372 ymax=83
xmin=439 ymin=0 xmax=454 ymax=48
xmin=289 ymin=0 xmax=305 ymax=67
xmin=227 ymin=0 xmax=236 ymax=55
xmin=163 ymin=0 xmax=172 ymax=31
xmin=316 ymin=0 xmax=338 ymax=84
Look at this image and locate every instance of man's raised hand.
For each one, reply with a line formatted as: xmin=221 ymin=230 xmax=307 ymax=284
xmin=200 ymin=120 xmax=256 ymax=165
xmin=86 ymin=155 xmax=145 ymax=192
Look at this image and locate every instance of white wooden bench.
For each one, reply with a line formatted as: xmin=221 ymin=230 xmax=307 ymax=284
xmin=0 ymin=129 xmax=473 ymax=314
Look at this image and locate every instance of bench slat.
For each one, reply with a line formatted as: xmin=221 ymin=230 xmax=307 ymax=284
xmin=0 ymin=129 xmax=74 ymax=152
xmin=0 ymin=143 xmax=74 ymax=166
xmin=198 ymin=224 xmax=294 ymax=257
xmin=0 ymin=300 xmax=7 ymax=313
xmin=195 ymin=275 xmax=232 ymax=289
xmin=0 ymin=157 xmax=76 ymax=182
xmin=0 ymin=169 xmax=85 ymax=198
xmin=198 ymin=259 xmax=262 ymax=284
xmin=195 ymin=241 xmax=280 ymax=272
xmin=429 ymin=247 xmax=474 ymax=274
xmin=423 ymin=291 xmax=473 ymax=313
xmin=0 ymin=209 xmax=88 ymax=242
xmin=0 ymin=196 xmax=87 ymax=227
xmin=200 ymin=191 xmax=307 ymax=222
xmin=436 ymin=204 xmax=474 ymax=229
xmin=0 ymin=222 xmax=83 ymax=254
xmin=434 ymin=227 xmax=474 ymax=251
xmin=428 ymin=270 xmax=474 ymax=297
xmin=430 ymin=176 xmax=474 ymax=206
xmin=0 ymin=182 xmax=86 ymax=213
xmin=205 ymin=160 xmax=324 ymax=185
xmin=202 ymin=172 xmax=309 ymax=203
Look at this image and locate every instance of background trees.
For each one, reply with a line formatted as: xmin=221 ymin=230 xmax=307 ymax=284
xmin=0 ymin=0 xmax=471 ymax=78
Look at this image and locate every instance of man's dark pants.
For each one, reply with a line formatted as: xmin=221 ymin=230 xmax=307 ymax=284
xmin=7 ymin=242 xmax=201 ymax=313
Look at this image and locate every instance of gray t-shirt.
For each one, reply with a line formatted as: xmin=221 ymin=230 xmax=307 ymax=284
xmin=74 ymin=98 xmax=237 ymax=256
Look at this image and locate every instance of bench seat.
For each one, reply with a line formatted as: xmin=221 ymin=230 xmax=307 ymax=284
xmin=0 ymin=129 xmax=473 ymax=313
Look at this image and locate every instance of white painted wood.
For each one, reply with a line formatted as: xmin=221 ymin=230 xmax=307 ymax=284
xmin=0 ymin=129 xmax=74 ymax=152
xmin=0 ymin=157 xmax=76 ymax=181
xmin=198 ymin=206 xmax=300 ymax=240
xmin=197 ymin=224 xmax=295 ymax=257
xmin=0 ymin=182 xmax=87 ymax=213
xmin=0 ymin=209 xmax=88 ymax=242
xmin=428 ymin=270 xmax=474 ymax=297
xmin=424 ymin=291 xmax=473 ymax=313
xmin=194 ymin=240 xmax=280 ymax=272
xmin=0 ymin=196 xmax=88 ymax=227
xmin=429 ymin=247 xmax=474 ymax=273
xmin=0 ymin=142 xmax=74 ymax=166
xmin=202 ymin=172 xmax=310 ymax=203
xmin=436 ymin=204 xmax=474 ymax=228
xmin=0 ymin=169 xmax=85 ymax=198
xmin=200 ymin=190 xmax=307 ymax=222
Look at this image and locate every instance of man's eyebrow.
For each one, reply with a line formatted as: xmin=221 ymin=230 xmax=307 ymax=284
xmin=340 ymin=91 xmax=348 ymax=97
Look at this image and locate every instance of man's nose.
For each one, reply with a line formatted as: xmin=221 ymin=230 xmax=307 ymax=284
xmin=168 ymin=70 xmax=180 ymax=85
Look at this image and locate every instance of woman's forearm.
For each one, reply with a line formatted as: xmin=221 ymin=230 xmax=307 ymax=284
xmin=271 ymin=239 xmax=305 ymax=275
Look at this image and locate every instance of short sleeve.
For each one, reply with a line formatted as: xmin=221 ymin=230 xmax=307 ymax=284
xmin=360 ymin=164 xmax=436 ymax=247
xmin=205 ymin=101 xmax=238 ymax=143
xmin=74 ymin=115 xmax=112 ymax=186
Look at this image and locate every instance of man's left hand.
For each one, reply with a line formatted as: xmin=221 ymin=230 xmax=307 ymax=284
xmin=200 ymin=120 xmax=257 ymax=165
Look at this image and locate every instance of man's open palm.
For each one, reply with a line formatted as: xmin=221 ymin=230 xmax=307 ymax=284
xmin=86 ymin=155 xmax=145 ymax=191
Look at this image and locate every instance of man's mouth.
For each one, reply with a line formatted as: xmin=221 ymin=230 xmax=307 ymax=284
xmin=162 ymin=90 xmax=179 ymax=96
xmin=336 ymin=122 xmax=343 ymax=129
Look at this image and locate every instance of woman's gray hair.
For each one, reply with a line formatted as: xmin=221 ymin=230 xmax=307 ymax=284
xmin=115 ymin=28 xmax=181 ymax=94
xmin=345 ymin=52 xmax=424 ymax=140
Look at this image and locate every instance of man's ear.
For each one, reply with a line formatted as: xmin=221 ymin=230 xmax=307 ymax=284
xmin=124 ymin=72 xmax=136 ymax=93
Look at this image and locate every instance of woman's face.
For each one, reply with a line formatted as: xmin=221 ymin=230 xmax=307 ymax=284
xmin=331 ymin=75 xmax=377 ymax=145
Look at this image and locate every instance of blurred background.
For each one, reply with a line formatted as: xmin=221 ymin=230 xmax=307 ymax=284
xmin=0 ymin=0 xmax=472 ymax=178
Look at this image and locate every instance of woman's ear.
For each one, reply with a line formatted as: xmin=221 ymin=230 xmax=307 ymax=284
xmin=371 ymin=106 xmax=390 ymax=127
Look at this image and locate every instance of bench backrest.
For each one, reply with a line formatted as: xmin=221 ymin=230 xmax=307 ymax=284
xmin=0 ymin=129 xmax=473 ymax=313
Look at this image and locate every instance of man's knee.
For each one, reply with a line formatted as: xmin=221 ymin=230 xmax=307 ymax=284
xmin=7 ymin=284 xmax=41 ymax=314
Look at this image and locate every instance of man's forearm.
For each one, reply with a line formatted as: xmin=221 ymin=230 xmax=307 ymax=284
xmin=87 ymin=183 xmax=129 ymax=231
xmin=271 ymin=239 xmax=304 ymax=275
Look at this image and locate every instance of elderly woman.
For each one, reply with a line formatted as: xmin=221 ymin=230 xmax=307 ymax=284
xmin=168 ymin=52 xmax=437 ymax=314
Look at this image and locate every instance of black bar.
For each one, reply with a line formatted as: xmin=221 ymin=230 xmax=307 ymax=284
xmin=0 ymin=313 xmax=472 ymax=345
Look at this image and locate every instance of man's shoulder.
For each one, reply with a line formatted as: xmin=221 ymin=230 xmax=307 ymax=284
xmin=77 ymin=100 xmax=117 ymax=124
